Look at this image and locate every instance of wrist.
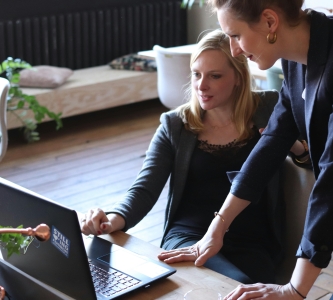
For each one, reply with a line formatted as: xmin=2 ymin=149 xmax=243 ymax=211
xmin=214 ymin=212 xmax=229 ymax=232
xmin=293 ymin=140 xmax=311 ymax=164
xmin=289 ymin=282 xmax=306 ymax=299
xmin=107 ymin=213 xmax=125 ymax=231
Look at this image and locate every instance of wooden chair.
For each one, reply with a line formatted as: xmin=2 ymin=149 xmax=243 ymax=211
xmin=153 ymin=45 xmax=191 ymax=109
xmin=0 ymin=77 xmax=10 ymax=162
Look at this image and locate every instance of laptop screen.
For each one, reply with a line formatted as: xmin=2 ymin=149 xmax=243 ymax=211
xmin=0 ymin=178 xmax=96 ymax=299
xmin=0 ymin=177 xmax=176 ymax=299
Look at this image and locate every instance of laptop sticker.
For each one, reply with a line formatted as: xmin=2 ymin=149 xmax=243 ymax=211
xmin=51 ymin=226 xmax=71 ymax=258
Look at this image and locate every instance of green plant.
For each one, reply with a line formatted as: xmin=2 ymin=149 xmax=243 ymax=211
xmin=0 ymin=225 xmax=32 ymax=258
xmin=0 ymin=57 xmax=62 ymax=142
xmin=181 ymin=0 xmax=205 ymax=9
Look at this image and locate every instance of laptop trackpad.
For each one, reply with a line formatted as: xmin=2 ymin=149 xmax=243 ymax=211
xmin=86 ymin=236 xmax=172 ymax=279
xmin=98 ymin=249 xmax=171 ymax=279
xmin=98 ymin=249 xmax=147 ymax=269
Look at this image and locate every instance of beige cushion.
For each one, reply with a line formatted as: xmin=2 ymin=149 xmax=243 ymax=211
xmin=19 ymin=66 xmax=73 ymax=88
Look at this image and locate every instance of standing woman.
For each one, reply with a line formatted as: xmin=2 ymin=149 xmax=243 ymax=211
xmin=162 ymin=0 xmax=333 ymax=299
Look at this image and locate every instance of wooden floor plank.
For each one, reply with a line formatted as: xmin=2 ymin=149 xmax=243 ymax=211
xmin=0 ymin=130 xmax=154 ymax=177
xmin=0 ymin=99 xmax=168 ymax=249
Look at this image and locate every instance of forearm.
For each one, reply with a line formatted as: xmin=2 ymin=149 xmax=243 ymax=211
xmin=192 ymin=193 xmax=251 ymax=266
xmin=214 ymin=193 xmax=250 ymax=237
xmin=290 ymin=258 xmax=321 ymax=298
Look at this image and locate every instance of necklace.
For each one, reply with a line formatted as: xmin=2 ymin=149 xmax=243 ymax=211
xmin=207 ymin=119 xmax=232 ymax=130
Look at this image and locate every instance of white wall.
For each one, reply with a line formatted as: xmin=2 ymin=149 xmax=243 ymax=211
xmin=186 ymin=2 xmax=219 ymax=44
xmin=303 ymin=0 xmax=332 ymax=12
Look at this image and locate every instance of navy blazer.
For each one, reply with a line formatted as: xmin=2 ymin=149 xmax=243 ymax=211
xmin=230 ymin=10 xmax=333 ymax=268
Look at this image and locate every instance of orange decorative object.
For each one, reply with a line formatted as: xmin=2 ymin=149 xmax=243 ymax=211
xmin=0 ymin=224 xmax=50 ymax=242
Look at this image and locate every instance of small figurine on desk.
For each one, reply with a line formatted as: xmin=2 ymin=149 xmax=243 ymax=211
xmin=0 ymin=224 xmax=51 ymax=241
xmin=0 ymin=224 xmax=50 ymax=299
xmin=0 ymin=224 xmax=50 ymax=257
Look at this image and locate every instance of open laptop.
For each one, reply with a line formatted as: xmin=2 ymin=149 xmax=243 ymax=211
xmin=0 ymin=177 xmax=176 ymax=299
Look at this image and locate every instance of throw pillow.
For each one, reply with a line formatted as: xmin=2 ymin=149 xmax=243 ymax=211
xmin=109 ymin=54 xmax=157 ymax=72
xmin=19 ymin=65 xmax=74 ymax=88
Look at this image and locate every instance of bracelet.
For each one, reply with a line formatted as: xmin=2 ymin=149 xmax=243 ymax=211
xmin=214 ymin=212 xmax=229 ymax=232
xmin=214 ymin=212 xmax=225 ymax=222
xmin=294 ymin=153 xmax=310 ymax=164
xmin=294 ymin=140 xmax=310 ymax=164
xmin=290 ymin=282 xmax=306 ymax=299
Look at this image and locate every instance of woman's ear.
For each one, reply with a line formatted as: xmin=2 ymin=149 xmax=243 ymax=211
xmin=261 ymin=9 xmax=279 ymax=32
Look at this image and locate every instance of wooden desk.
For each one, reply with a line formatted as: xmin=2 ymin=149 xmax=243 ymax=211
xmin=101 ymin=232 xmax=333 ymax=299
xmin=0 ymin=230 xmax=240 ymax=300
xmin=99 ymin=231 xmax=241 ymax=299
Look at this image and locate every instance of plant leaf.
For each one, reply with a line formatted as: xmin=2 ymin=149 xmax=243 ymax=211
xmin=2 ymin=57 xmax=63 ymax=142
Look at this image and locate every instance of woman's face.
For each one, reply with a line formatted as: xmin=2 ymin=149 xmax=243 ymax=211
xmin=191 ymin=49 xmax=238 ymax=111
xmin=217 ymin=9 xmax=275 ymax=70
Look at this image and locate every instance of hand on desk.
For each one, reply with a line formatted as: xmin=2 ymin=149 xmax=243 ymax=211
xmin=223 ymin=283 xmax=298 ymax=300
xmin=80 ymin=208 xmax=125 ymax=236
xmin=158 ymin=217 xmax=224 ymax=266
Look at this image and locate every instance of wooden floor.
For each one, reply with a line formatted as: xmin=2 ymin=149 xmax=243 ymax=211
xmin=1 ymin=99 xmax=333 ymax=299
xmin=0 ymin=99 xmax=169 ymax=247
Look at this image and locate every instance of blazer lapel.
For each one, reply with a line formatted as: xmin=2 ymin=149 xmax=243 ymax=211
xmin=168 ymin=126 xmax=197 ymax=219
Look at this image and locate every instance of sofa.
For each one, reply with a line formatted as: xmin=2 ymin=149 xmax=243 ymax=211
xmin=1 ymin=0 xmax=187 ymax=129
xmin=7 ymin=66 xmax=158 ymax=129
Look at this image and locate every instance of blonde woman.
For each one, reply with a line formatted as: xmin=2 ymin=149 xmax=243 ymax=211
xmin=81 ymin=29 xmax=302 ymax=283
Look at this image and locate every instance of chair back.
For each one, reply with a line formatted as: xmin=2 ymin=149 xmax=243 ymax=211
xmin=0 ymin=77 xmax=9 ymax=162
xmin=153 ymin=45 xmax=191 ymax=109
xmin=276 ymin=157 xmax=315 ymax=284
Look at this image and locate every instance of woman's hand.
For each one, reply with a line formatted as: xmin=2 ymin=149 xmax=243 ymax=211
xmin=224 ymin=283 xmax=300 ymax=300
xmin=80 ymin=208 xmax=125 ymax=236
xmin=158 ymin=216 xmax=226 ymax=266
xmin=158 ymin=245 xmax=203 ymax=264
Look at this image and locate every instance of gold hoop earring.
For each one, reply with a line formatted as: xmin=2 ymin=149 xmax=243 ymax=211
xmin=267 ymin=32 xmax=277 ymax=44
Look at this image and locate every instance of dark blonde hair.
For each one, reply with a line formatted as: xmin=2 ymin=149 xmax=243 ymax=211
xmin=176 ymin=29 xmax=259 ymax=141
xmin=207 ymin=0 xmax=304 ymax=25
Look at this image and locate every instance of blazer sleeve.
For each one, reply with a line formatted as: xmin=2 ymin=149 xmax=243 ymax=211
xmin=297 ymin=104 xmax=333 ymax=267
xmin=296 ymin=54 xmax=333 ymax=268
xmin=108 ymin=112 xmax=181 ymax=231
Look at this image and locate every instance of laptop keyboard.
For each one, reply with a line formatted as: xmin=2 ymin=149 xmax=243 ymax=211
xmin=89 ymin=259 xmax=141 ymax=298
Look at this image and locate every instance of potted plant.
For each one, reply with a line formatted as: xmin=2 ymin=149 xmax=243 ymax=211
xmin=0 ymin=57 xmax=62 ymax=143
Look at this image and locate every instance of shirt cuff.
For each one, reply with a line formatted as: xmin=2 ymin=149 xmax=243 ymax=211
xmin=296 ymin=235 xmax=332 ymax=268
xmin=227 ymin=171 xmax=265 ymax=204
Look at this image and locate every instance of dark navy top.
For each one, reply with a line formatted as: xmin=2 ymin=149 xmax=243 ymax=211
xmin=166 ymin=128 xmax=271 ymax=247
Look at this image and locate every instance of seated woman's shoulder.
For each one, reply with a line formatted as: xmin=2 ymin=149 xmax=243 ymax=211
xmin=160 ymin=110 xmax=182 ymax=122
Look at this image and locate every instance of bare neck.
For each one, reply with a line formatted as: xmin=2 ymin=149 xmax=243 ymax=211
xmin=277 ymin=12 xmax=311 ymax=65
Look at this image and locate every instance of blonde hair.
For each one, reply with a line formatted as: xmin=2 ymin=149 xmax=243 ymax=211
xmin=176 ymin=29 xmax=259 ymax=141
